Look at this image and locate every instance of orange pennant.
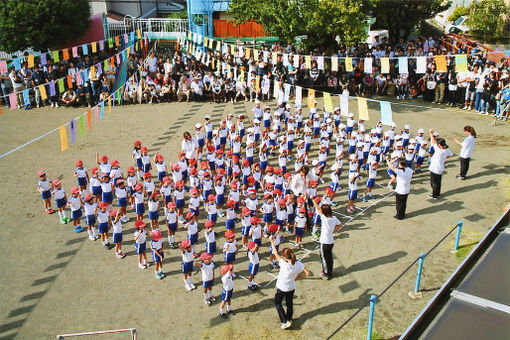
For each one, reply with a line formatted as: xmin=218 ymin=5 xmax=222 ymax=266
xmin=87 ymin=109 xmax=92 ymax=130
xmin=63 ymin=49 xmax=70 ymax=60
xmin=67 ymin=75 xmax=73 ymax=89
xmin=115 ymin=36 xmax=120 ymax=46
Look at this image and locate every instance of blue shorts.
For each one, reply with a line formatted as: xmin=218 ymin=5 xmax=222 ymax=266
xmin=241 ymin=225 xmax=251 ymax=236
xmin=348 ymin=145 xmax=356 ymax=154
xmin=102 ymin=191 xmax=113 ymax=204
xmin=198 ymin=139 xmax=205 ymax=147
xmin=255 ymin=134 xmax=260 ymax=142
xmin=253 ymin=238 xmax=262 ymax=246
xmin=78 ymin=177 xmax=87 ymax=187
xmin=269 ymin=140 xmax=277 ymax=146
xmin=226 ymin=219 xmax=235 ymax=230
xmin=206 ymin=131 xmax=213 ymax=139
xmin=190 ymin=206 xmax=200 ymax=217
xmin=260 ymin=161 xmax=267 ymax=170
xmin=188 ymin=232 xmax=198 ymax=245
xmin=247 ymin=157 xmax=253 ymax=166
xmin=275 ymin=219 xmax=284 ymax=227
xmin=113 ymin=232 xmax=122 ymax=243
xmin=295 ymin=227 xmax=305 ymax=236
xmin=275 ymin=184 xmax=283 ymax=192
xmin=152 ymin=250 xmax=164 ymax=262
xmin=164 ymin=195 xmax=172 ymax=204
xmin=85 ymin=214 xmax=96 ymax=226
xmin=203 ymin=190 xmax=212 ymax=201
xmin=239 ymin=129 xmax=245 ymax=138
xmin=203 ymin=279 xmax=214 ymax=289
xmin=387 ymin=169 xmax=396 ymax=177
xmin=269 ymin=244 xmax=279 ymax=255
xmin=158 ymin=171 xmax=167 ymax=182
xmin=248 ymin=263 xmax=259 ymax=276
xmin=305 ymin=143 xmax=311 ymax=152
xmin=142 ymin=163 xmax=151 ymax=173
xmin=41 ymin=190 xmax=51 ymax=199
xmin=182 ymin=261 xmax=193 ymax=274
xmin=381 ymin=147 xmax=389 ymax=154
xmin=206 ymin=241 xmax=216 ymax=254
xmin=208 ymin=213 xmax=217 ymax=223
xmin=263 ymin=213 xmax=273 ymax=223
xmin=224 ymin=252 xmax=235 ymax=264
xmin=403 ymin=139 xmax=409 ymax=148
xmin=149 ymin=210 xmax=159 ymax=221
xmin=407 ymin=160 xmax=413 ymax=168
xmin=330 ymin=182 xmax=340 ymax=192
xmin=346 ymin=126 xmax=353 ymax=134
xmin=175 ymin=199 xmax=185 ymax=209
xmin=71 ymin=209 xmax=82 ymax=220
xmin=92 ymin=186 xmax=102 ymax=196
xmin=135 ymin=203 xmax=145 ymax=215
xmin=221 ymin=288 xmax=233 ymax=302
xmin=135 ymin=242 xmax=146 ymax=254
xmin=313 ymin=127 xmax=320 ymax=135
xmin=287 ymin=141 xmax=294 ymax=150
xmin=55 ymin=198 xmax=67 ymax=208
xmin=167 ymin=222 xmax=177 ymax=232
xmin=220 ymin=137 xmax=227 ymax=145
xmin=118 ymin=197 xmax=127 ymax=207
xmin=264 ymin=119 xmax=271 ymax=128
xmin=416 ymin=156 xmax=424 ymax=165
xmin=216 ymin=194 xmax=225 ymax=205
xmin=136 ymin=158 xmax=143 ymax=168
xmin=348 ymin=190 xmax=358 ymax=200
xmin=98 ymin=222 xmax=109 ymax=234
xmin=366 ymin=178 xmax=375 ymax=188
xmin=363 ymin=151 xmax=369 ymax=160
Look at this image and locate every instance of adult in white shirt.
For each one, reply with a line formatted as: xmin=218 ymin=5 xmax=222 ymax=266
xmin=387 ymin=158 xmax=413 ymax=219
xmin=428 ymin=130 xmax=454 ymax=199
xmin=453 ymin=125 xmax=476 ymax=180
xmin=269 ymin=237 xmax=310 ymax=330
xmin=312 ymin=199 xmax=342 ymax=278
xmin=181 ymin=131 xmax=197 ymax=160
xmin=290 ymin=165 xmax=309 ymax=197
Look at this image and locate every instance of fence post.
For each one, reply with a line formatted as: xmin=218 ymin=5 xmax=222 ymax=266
xmin=408 ymin=253 xmax=425 ymax=299
xmin=366 ymin=294 xmax=377 ymax=340
xmin=450 ymin=221 xmax=463 ymax=254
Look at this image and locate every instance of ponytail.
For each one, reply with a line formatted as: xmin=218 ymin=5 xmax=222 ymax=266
xmin=464 ymin=125 xmax=477 ymax=138
xmin=282 ymin=248 xmax=296 ymax=265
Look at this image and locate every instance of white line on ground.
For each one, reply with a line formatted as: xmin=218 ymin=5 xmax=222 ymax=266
xmin=238 ymin=274 xmax=250 ymax=282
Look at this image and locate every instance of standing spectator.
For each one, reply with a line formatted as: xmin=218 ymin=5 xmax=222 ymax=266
xmin=453 ymin=126 xmax=476 ymax=180
xmin=386 ymin=158 xmax=413 ymax=219
xmin=428 ymin=130 xmax=454 ymax=200
xmin=31 ymin=65 xmax=47 ymax=108
xmin=8 ymin=67 xmax=25 ymax=108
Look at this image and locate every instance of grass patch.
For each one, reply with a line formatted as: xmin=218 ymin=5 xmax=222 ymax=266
xmin=455 ymin=241 xmax=479 ymax=260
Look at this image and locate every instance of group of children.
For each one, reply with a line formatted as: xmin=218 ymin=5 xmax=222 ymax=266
xmin=37 ymin=98 xmax=434 ymax=315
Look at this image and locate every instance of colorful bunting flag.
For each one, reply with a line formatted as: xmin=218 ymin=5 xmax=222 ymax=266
xmin=455 ymin=55 xmax=468 ymax=73
xmin=87 ymin=109 xmax=92 ymax=129
xmin=323 ymin=92 xmax=333 ymax=112
xmin=63 ymin=49 xmax=70 ymax=60
xmin=67 ymin=75 xmax=73 ymax=89
xmin=331 ymin=56 xmax=338 ymax=72
xmin=82 ymin=44 xmax=89 ymax=55
xmin=58 ymin=78 xmax=65 ymax=93
xmin=364 ymin=57 xmax=373 ymax=73
xmin=357 ymin=97 xmax=369 ymax=121
xmin=340 ymin=95 xmax=348 ymax=117
xmin=307 ymin=89 xmax=316 ymax=108
xmin=91 ymin=42 xmax=97 ymax=53
xmin=72 ymin=46 xmax=78 ymax=58
xmin=295 ymin=86 xmax=302 ymax=104
xmin=69 ymin=119 xmax=76 ymax=144
xmin=41 ymin=53 xmax=47 ymax=65
xmin=94 ymin=105 xmax=99 ymax=123
xmin=305 ymin=55 xmax=311 ymax=69
xmin=49 ymin=82 xmax=56 ymax=96
xmin=108 ymin=96 xmax=112 ymax=113
xmin=398 ymin=57 xmax=408 ymax=74
xmin=13 ymin=58 xmax=21 ymax=70
xmin=0 ymin=60 xmax=7 ymax=73
xmin=22 ymin=89 xmax=30 ymax=106
xmin=9 ymin=93 xmax=17 ymax=109
xmin=79 ymin=115 xmax=85 ymax=137
xmin=27 ymin=55 xmax=34 ymax=68
xmin=381 ymin=57 xmax=389 ymax=74
xmin=380 ymin=101 xmax=392 ymax=125
xmin=345 ymin=57 xmax=353 ymax=72
xmin=100 ymin=101 xmax=104 ymax=119
xmin=39 ymin=84 xmax=47 ymax=100
xmin=435 ymin=55 xmax=447 ymax=73
xmin=416 ymin=56 xmax=427 ymax=74
xmin=52 ymin=51 xmax=60 ymax=63
xmin=59 ymin=125 xmax=68 ymax=151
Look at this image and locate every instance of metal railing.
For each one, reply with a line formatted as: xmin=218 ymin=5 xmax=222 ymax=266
xmin=106 ymin=18 xmax=188 ymax=39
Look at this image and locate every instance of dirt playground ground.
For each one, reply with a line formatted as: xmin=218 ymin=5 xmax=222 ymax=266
xmin=0 ymin=96 xmax=509 ymax=340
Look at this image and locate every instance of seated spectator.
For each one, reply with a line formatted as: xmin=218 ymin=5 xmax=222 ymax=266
xmin=62 ymin=89 xmax=78 ymax=107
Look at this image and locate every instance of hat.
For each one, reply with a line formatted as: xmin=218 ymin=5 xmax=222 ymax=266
xmin=242 ymin=206 xmax=251 ymax=215
xmin=38 ymin=170 xmax=46 ymax=177
xmin=186 ymin=211 xmax=195 ymax=219
xmin=273 ymin=188 xmax=282 ymax=195
xmin=134 ymin=183 xmax=143 ymax=191
xmin=297 ymin=196 xmax=305 ymax=204
xmin=111 ymin=160 xmax=120 ymax=167
xmin=390 ymin=122 xmax=396 ymax=127
xmin=100 ymin=155 xmax=108 ymax=162
xmin=143 ymin=172 xmax=152 ymax=178
xmin=155 ymin=154 xmax=163 ymax=162
xmin=195 ymin=123 xmax=202 ymax=128
xmin=70 ymin=186 xmax=80 ymax=194
xmin=264 ymin=193 xmax=273 ymax=200
xmin=349 ymin=154 xmax=356 ymax=161
xmin=141 ymin=147 xmax=148 ymax=152
xmin=102 ymin=173 xmax=109 ymax=178
xmin=190 ymin=187 xmax=199 ymax=195
xmin=109 ymin=209 xmax=118 ymax=217
xmin=84 ymin=194 xmax=93 ymax=202
xmin=127 ymin=166 xmax=135 ymax=172
xmin=268 ymin=224 xmax=279 ymax=233
xmin=116 ymin=178 xmax=124 ymax=185
xmin=204 ymin=220 xmax=215 ymax=228
xmin=200 ymin=252 xmax=213 ymax=261
xmin=133 ymin=140 xmax=141 ymax=146
xmin=52 ymin=179 xmax=61 ymax=186
xmin=98 ymin=202 xmax=108 ymax=209
xmin=230 ymin=181 xmax=238 ymax=188
xmin=177 ymin=151 xmax=185 ymax=158
xmin=189 ymin=168 xmax=197 ymax=175
xmin=134 ymin=220 xmax=146 ymax=229
xmin=214 ymin=175 xmax=222 ymax=181
xmin=207 ymin=145 xmax=215 ymax=152
xmin=418 ymin=128 xmax=425 ymax=134
xmin=221 ymin=264 xmax=233 ymax=275
xmin=299 ymin=206 xmax=307 ymax=213
xmin=205 ymin=114 xmax=211 ymax=120
xmin=91 ymin=168 xmax=98 ymax=174
xmin=404 ymin=124 xmax=410 ymax=130
xmin=325 ymin=187 xmax=334 ymax=195
xmin=163 ymin=176 xmax=171 ymax=184
xmin=314 ymin=196 xmax=322 ymax=203
xmin=278 ymin=198 xmax=287 ymax=205
xmin=266 ymin=166 xmax=274 ymax=172
xmin=248 ymin=189 xmax=257 ymax=195
xmin=207 ymin=194 xmax=216 ymax=201
xmin=226 ymin=200 xmax=236 ymax=207
xmin=433 ymin=131 xmax=439 ymax=137
xmin=152 ymin=230 xmax=162 ymax=241
xmin=75 ymin=160 xmax=83 ymax=166
xmin=203 ymin=171 xmax=210 ymax=177
xmin=247 ymin=240 xmax=257 ymax=250
xmin=250 ymin=216 xmax=261 ymax=224
xmin=167 ymin=202 xmax=176 ymax=209
xmin=180 ymin=239 xmax=191 ymax=248
xmin=225 ymin=230 xmax=235 ymax=239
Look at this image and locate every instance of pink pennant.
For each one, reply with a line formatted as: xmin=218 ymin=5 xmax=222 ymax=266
xmin=75 ymin=71 xmax=82 ymax=85
xmin=116 ymin=54 xmax=120 ymax=65
xmin=0 ymin=60 xmax=7 ymax=73
xmin=9 ymin=93 xmax=17 ymax=109
xmin=94 ymin=105 xmax=99 ymax=123
xmin=72 ymin=46 xmax=78 ymax=58
xmin=124 ymin=34 xmax=128 ymax=44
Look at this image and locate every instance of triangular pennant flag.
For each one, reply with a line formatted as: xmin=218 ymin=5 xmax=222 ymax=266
xmin=323 ymin=92 xmax=333 ymax=112
xmin=59 ymin=125 xmax=68 ymax=151
xmin=380 ymin=101 xmax=392 ymax=125
xmin=307 ymin=89 xmax=316 ymax=108
xmin=87 ymin=109 xmax=92 ymax=130
xmin=345 ymin=57 xmax=353 ymax=72
xmin=357 ymin=97 xmax=369 ymax=121
xmin=79 ymin=115 xmax=85 ymax=137
xmin=381 ymin=57 xmax=390 ymax=74
xmin=340 ymin=95 xmax=348 ymax=117
xmin=69 ymin=119 xmax=76 ymax=144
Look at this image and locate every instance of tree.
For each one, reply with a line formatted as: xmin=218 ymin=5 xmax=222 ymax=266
xmin=227 ymin=0 xmax=369 ymax=49
xmin=370 ymin=0 xmax=450 ymax=44
xmin=0 ymin=0 xmax=91 ymax=53
xmin=467 ymin=0 xmax=509 ymax=40
xmin=448 ymin=5 xmax=470 ymax=23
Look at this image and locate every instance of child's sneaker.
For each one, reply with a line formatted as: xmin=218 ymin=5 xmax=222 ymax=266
xmin=74 ymin=226 xmax=84 ymax=233
xmin=210 ymin=295 xmax=217 ymax=302
xmin=60 ymin=218 xmax=67 ymax=224
xmin=362 ymin=195 xmax=368 ymax=202
xmin=88 ymin=235 xmax=95 ymax=241
xmin=368 ymin=194 xmax=375 ymax=199
xmin=138 ymin=263 xmax=146 ymax=270
xmin=204 ymin=298 xmax=212 ymax=305
xmin=185 ymin=282 xmax=192 ymax=291
xmin=64 ymin=217 xmax=72 ymax=222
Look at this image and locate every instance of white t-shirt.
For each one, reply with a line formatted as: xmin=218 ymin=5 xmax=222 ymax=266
xmin=395 ymin=167 xmax=413 ymax=195
xmin=319 ymin=215 xmax=341 ymax=245
xmin=429 ymin=147 xmax=454 ymax=175
xmin=276 ymin=259 xmax=305 ymax=292
xmin=201 ymin=262 xmax=215 ymax=282
xmin=134 ymin=229 xmax=146 ymax=244
xmin=222 ymin=273 xmax=233 ymax=291
xmin=459 ymin=135 xmax=475 ymax=159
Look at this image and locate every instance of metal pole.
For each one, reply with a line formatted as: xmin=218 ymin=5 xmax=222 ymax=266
xmin=453 ymin=221 xmax=463 ymax=251
xmin=414 ymin=253 xmax=425 ymax=293
xmin=367 ymin=294 xmax=377 ymax=340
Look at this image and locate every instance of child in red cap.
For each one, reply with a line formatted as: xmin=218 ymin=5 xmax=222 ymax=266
xmin=111 ymin=209 xmax=126 ymax=259
xmin=131 ymin=140 xmax=143 ymax=180
xmin=83 ymin=194 xmax=99 ymax=240
xmin=180 ymin=239 xmax=196 ymax=291
xmin=174 ymin=181 xmax=186 ymax=224
xmin=223 ymin=230 xmax=238 ymax=269
xmin=67 ymin=186 xmax=84 ymax=233
xmin=205 ymin=193 xmax=218 ymax=223
xmin=153 ymin=152 xmax=168 ymax=184
xmin=194 ymin=252 xmax=216 ymax=305
xmin=133 ymin=183 xmax=145 ymax=221
xmin=225 ymin=199 xmax=237 ymax=230
xmin=219 ymin=264 xmax=234 ymax=317
xmin=147 ymin=190 xmax=160 ymax=231
xmin=37 ymin=170 xmax=54 ymax=214
xmin=268 ymin=224 xmax=281 ymax=268
xmin=249 ymin=216 xmax=262 ymax=247
xmin=204 ymin=220 xmax=216 ymax=255
xmin=184 ymin=211 xmax=199 ymax=257
xmin=73 ymin=160 xmax=89 ymax=198
xmin=134 ymin=220 xmax=149 ymax=269
xmin=214 ymin=175 xmax=226 ymax=217
xmin=140 ymin=146 xmax=151 ymax=175
xmin=294 ymin=207 xmax=307 ymax=248
xmin=165 ymin=202 xmax=178 ymax=248
xmin=51 ymin=179 xmax=70 ymax=224
xmin=143 ymin=172 xmax=155 ymax=198
xmin=151 ymin=229 xmax=165 ymax=279
xmin=89 ymin=168 xmax=102 ymax=202
xmin=240 ymin=206 xmax=252 ymax=249
xmin=97 ymin=201 xmax=112 ymax=248
xmin=247 ymin=240 xmax=260 ymax=290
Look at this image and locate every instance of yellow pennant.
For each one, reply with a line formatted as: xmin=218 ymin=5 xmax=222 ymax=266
xmin=39 ymin=84 xmax=47 ymax=100
xmin=357 ymin=97 xmax=369 ymax=121
xmin=381 ymin=58 xmax=390 ymax=74
xmin=108 ymin=97 xmax=112 ymax=113
xmin=305 ymin=55 xmax=311 ymax=69
xmin=59 ymin=125 xmax=68 ymax=151
xmin=345 ymin=57 xmax=353 ymax=72
xmin=323 ymin=92 xmax=333 ymax=112
xmin=307 ymin=89 xmax=315 ymax=108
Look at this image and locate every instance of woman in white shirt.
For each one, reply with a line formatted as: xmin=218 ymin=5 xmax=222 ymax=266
xmin=428 ymin=130 xmax=454 ymax=199
xmin=269 ymin=237 xmax=310 ymax=330
xmin=453 ymin=126 xmax=476 ymax=180
xmin=386 ymin=158 xmax=413 ymax=220
xmin=312 ymin=200 xmax=342 ymax=279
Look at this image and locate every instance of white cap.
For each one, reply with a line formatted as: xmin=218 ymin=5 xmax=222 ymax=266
xmin=384 ymin=131 xmax=390 ymax=137
xmin=339 ymin=123 xmax=346 ymax=129
xmin=364 ymin=135 xmax=370 ymax=142
xmin=418 ymin=128 xmax=425 ymax=134
xmin=359 ymin=127 xmax=365 ymax=132
xmin=286 ymin=104 xmax=291 ymax=109
xmin=253 ymin=118 xmax=260 ymax=124
xmin=273 ymin=125 xmax=279 ymax=131
xmin=254 ymin=99 xmax=260 ymax=104
xmin=373 ymin=137 xmax=380 ymax=143
xmin=352 ymin=131 xmax=358 ymax=137
xmin=295 ymin=104 xmax=302 ymax=109
xmin=410 ymin=138 xmax=416 ymax=144
xmin=409 ymin=145 xmax=415 ymax=149
xmin=321 ymin=123 xmax=326 ymax=127
xmin=228 ymin=112 xmax=233 ymax=117
xmin=213 ymin=129 xmax=218 ymax=135
xmin=422 ymin=141 xmax=428 ymax=145
xmin=348 ymin=113 xmax=354 ymax=117
xmin=404 ymin=124 xmax=410 ymax=130
xmin=312 ymin=160 xmax=319 ymax=166
xmin=195 ymin=123 xmax=202 ymax=128
xmin=356 ymin=142 xmax=364 ymax=147
xmin=396 ymin=141 xmax=403 ymax=147
xmin=395 ymin=134 xmax=402 ymax=140
xmin=279 ymin=136 xmax=286 ymax=141
xmin=433 ymin=131 xmax=439 ymax=137
xmin=310 ymin=108 xmax=317 ymax=113
xmin=334 ymin=107 xmax=339 ymax=112
xmin=205 ymin=115 xmax=211 ymax=119
xmin=390 ymin=122 xmax=396 ymax=127
xmin=326 ymin=118 xmax=332 ymax=123
xmin=247 ymin=127 xmax=254 ymax=133
xmin=349 ymin=154 xmax=356 ymax=161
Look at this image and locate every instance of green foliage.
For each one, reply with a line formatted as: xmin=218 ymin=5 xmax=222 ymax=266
xmin=0 ymin=0 xmax=91 ymax=53
xmin=448 ymin=5 xmax=470 ymax=23
xmin=371 ymin=0 xmax=450 ymax=43
xmin=228 ymin=0 xmax=369 ymax=48
xmin=167 ymin=11 xmax=188 ymax=19
xmin=467 ymin=0 xmax=509 ymax=40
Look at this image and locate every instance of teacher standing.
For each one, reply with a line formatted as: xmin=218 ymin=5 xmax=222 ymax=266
xmin=428 ymin=129 xmax=454 ymax=199
xmin=386 ymin=158 xmax=413 ymax=219
xmin=269 ymin=237 xmax=310 ymax=330
xmin=453 ymin=126 xmax=476 ymax=180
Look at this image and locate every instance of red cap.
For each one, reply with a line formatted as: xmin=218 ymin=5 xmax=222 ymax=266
xmin=266 ymin=166 xmax=274 ymax=172
xmin=203 ymin=171 xmax=210 ymax=177
xmin=216 ymin=149 xmax=224 ymax=154
xmin=207 ymin=145 xmax=215 ymax=152
xmin=133 ymin=140 xmax=141 ymax=146
xmin=226 ymin=199 xmax=235 ymax=207
xmin=224 ymin=230 xmax=235 ymax=239
xmin=127 ymin=166 xmax=135 ymax=172
xmin=325 ymin=187 xmax=334 ymax=195
xmin=188 ymin=158 xmax=197 ymax=166
xmin=38 ymin=170 xmax=46 ymax=177
xmin=273 ymin=189 xmax=282 ymax=195
xmin=314 ymin=196 xmax=322 ymax=203
xmin=116 ymin=178 xmax=124 ymax=186
xmin=242 ymin=159 xmax=250 ymax=166
xmin=204 ymin=220 xmax=214 ymax=228
xmin=265 ymin=182 xmax=274 ymax=188
xmin=52 ymin=179 xmax=61 ymax=186
xmin=309 ymin=180 xmax=318 ymax=186
xmin=275 ymin=168 xmax=283 ymax=175
xmin=70 ymin=186 xmax=80 ymax=194
xmin=241 ymin=206 xmax=251 ymax=215
xmin=84 ymin=194 xmax=93 ymax=202
xmin=230 ymin=182 xmax=238 ymax=188
xmin=152 ymin=191 xmax=160 ymax=197
xmin=186 ymin=211 xmax=195 ymax=219
xmin=250 ymin=216 xmax=261 ymax=224
xmin=176 ymin=180 xmax=184 ymax=187
xmin=284 ymin=172 xmax=292 ymax=179
xmin=190 ymin=187 xmax=199 ymax=195
xmin=134 ymin=183 xmax=143 ymax=191
xmin=151 ymin=230 xmax=162 ymax=241
xmin=214 ymin=175 xmax=222 ymax=181
xmin=247 ymin=240 xmax=256 ymax=250
xmin=172 ymin=163 xmax=180 ymax=171
xmin=177 ymin=151 xmax=185 ymax=157
xmin=163 ymin=176 xmax=171 ymax=184
xmin=109 ymin=209 xmax=118 ymax=217
xmin=264 ymin=193 xmax=272 ymax=199
xmin=253 ymin=162 xmax=260 ymax=168
xmin=134 ymin=220 xmax=146 ymax=228
xmin=200 ymin=252 xmax=213 ymax=261
xmin=100 ymin=155 xmax=108 ymax=162
xmin=189 ymin=168 xmax=198 ymax=175
xmin=268 ymin=224 xmax=279 ymax=232
xmin=180 ymin=239 xmax=191 ymax=248
xmin=221 ymin=264 xmax=233 ymax=275
xmin=102 ymin=173 xmax=109 ymax=178
xmin=98 ymin=202 xmax=108 ymax=209
xmin=200 ymin=160 xmax=209 ymax=167
xmin=297 ymin=196 xmax=305 ymax=204
xmin=75 ymin=160 xmax=83 ymax=166
xmin=299 ymin=206 xmax=307 ymax=213
xmin=143 ymin=172 xmax=152 ymax=178
xmin=111 ymin=160 xmax=120 ymax=166
xmin=91 ymin=168 xmax=98 ymax=174
xmin=278 ymin=198 xmax=287 ymax=205
xmin=248 ymin=189 xmax=256 ymax=195
xmin=207 ymin=194 xmax=216 ymax=201
xmin=155 ymin=154 xmax=163 ymax=162
xmin=141 ymin=147 xmax=148 ymax=152
xmin=247 ymin=176 xmax=256 ymax=183
xmin=226 ymin=150 xmax=233 ymax=156
xmin=218 ymin=168 xmax=226 ymax=175
xmin=167 ymin=202 xmax=176 ymax=209
xmin=232 ymin=155 xmax=239 ymax=162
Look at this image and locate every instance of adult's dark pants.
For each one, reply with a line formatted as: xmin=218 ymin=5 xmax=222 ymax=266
xmin=320 ymin=243 xmax=334 ymax=277
xmin=459 ymin=157 xmax=470 ymax=177
xmin=430 ymin=172 xmax=442 ymax=198
xmin=274 ymin=288 xmax=295 ymax=323
xmin=395 ymin=193 xmax=409 ymax=219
